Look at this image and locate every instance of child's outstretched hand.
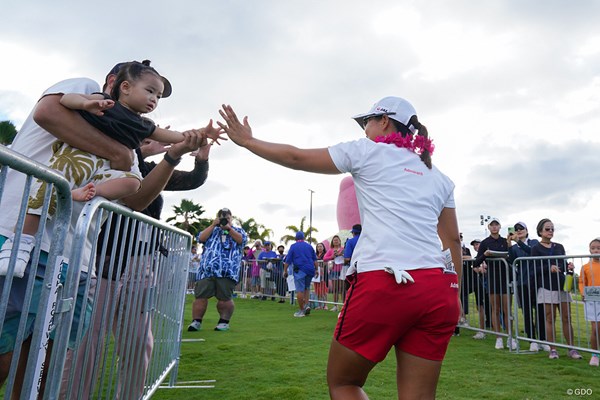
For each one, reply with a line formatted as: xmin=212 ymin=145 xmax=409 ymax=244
xmin=200 ymin=119 xmax=227 ymax=145
xmin=83 ymin=99 xmax=115 ymax=116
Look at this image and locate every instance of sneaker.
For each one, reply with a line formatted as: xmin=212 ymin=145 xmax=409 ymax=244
xmin=472 ymin=331 xmax=486 ymax=340
xmin=541 ymin=344 xmax=551 ymax=352
xmin=214 ymin=323 xmax=230 ymax=331
xmin=278 ymin=299 xmax=286 ymax=303
xmin=507 ymin=338 xmax=518 ymax=350
xmin=590 ymin=355 xmax=599 ymax=367
xmin=187 ymin=320 xmax=201 ymax=331
xmin=323 ymin=305 xmax=328 ymax=310
xmin=304 ymin=306 xmax=311 ymax=316
xmin=568 ymin=349 xmax=583 ymax=360
xmin=549 ymin=349 xmax=559 ymax=359
xmin=495 ymin=337 xmax=504 ymax=350
xmin=529 ymin=342 xmax=539 ymax=352
xmin=0 ymin=234 xmax=35 ymax=278
xmin=330 ymin=306 xmax=338 ymax=312
xmin=294 ymin=310 xmax=305 ymax=318
xmin=458 ymin=317 xmax=469 ymax=327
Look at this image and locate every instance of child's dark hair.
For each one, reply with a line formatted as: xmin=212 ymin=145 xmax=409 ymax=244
xmin=110 ymin=60 xmax=161 ymax=100
xmin=389 ymin=115 xmax=432 ymax=169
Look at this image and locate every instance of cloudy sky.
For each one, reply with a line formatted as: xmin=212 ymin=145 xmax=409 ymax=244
xmin=2 ymin=0 xmax=600 ymax=259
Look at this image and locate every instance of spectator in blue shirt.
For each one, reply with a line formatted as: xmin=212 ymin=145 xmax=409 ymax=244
xmin=258 ymin=241 xmax=277 ymax=300
xmin=344 ymin=224 xmax=362 ymax=266
xmin=188 ymin=208 xmax=247 ymax=332
xmin=284 ymin=232 xmax=317 ymax=317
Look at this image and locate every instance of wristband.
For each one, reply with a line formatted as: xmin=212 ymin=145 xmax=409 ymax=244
xmin=163 ymin=152 xmax=181 ymax=166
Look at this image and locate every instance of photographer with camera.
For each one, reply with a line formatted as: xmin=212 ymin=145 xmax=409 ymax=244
xmin=188 ymin=208 xmax=247 ymax=332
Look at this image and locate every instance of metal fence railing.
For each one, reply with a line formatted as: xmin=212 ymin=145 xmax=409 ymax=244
xmin=457 ymin=255 xmax=600 ymax=358
xmin=1 ymin=144 xmax=73 ymax=400
xmin=1 ymin=144 xmax=193 ymax=399
xmin=55 ymin=198 xmax=192 ymax=400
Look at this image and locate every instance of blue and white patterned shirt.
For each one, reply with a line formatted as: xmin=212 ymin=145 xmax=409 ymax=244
xmin=197 ymin=226 xmax=248 ymax=282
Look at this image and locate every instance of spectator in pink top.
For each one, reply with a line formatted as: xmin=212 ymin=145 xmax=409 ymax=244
xmin=324 ymin=235 xmax=345 ymax=312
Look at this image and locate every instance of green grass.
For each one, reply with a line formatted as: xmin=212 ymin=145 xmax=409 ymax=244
xmin=152 ymin=296 xmax=599 ymax=400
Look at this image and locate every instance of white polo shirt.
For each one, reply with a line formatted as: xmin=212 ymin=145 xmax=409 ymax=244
xmin=328 ymin=138 xmax=455 ymax=274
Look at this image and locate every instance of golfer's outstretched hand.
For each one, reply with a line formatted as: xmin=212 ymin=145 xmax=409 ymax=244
xmin=218 ymin=104 xmax=253 ymax=147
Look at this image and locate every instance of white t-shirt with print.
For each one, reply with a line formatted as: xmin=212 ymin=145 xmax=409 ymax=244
xmin=0 ymin=78 xmax=141 ymax=274
xmin=328 ymin=138 xmax=455 ymax=274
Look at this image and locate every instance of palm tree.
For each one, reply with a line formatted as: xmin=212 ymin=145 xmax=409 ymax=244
xmin=280 ymin=216 xmax=318 ymax=245
xmin=165 ymin=199 xmax=207 ymax=237
xmin=235 ymin=217 xmax=273 ymax=242
xmin=0 ymin=120 xmax=18 ymax=145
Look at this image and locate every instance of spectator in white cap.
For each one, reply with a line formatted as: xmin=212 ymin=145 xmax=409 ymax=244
xmin=473 ymin=217 xmax=515 ymax=350
xmin=507 ymin=221 xmax=542 ymax=351
xmin=218 ymin=96 xmax=461 ymax=399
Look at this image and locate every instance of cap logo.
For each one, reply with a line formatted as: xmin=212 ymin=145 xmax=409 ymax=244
xmin=375 ymin=106 xmax=390 ymax=112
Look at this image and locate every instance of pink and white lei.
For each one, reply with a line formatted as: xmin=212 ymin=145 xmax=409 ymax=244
xmin=374 ymin=132 xmax=435 ymax=155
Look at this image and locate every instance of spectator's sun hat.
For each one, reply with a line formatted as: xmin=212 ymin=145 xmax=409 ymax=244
xmin=470 ymin=239 xmax=481 ymax=246
xmin=488 ymin=217 xmax=501 ymax=225
xmin=514 ymin=222 xmax=527 ymax=230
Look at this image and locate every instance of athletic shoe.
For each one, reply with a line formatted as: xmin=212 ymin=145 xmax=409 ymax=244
xmin=541 ymin=344 xmax=551 ymax=352
xmin=507 ymin=338 xmax=518 ymax=350
xmin=0 ymin=234 xmax=35 ymax=278
xmin=549 ymin=349 xmax=559 ymax=359
xmin=589 ymin=355 xmax=599 ymax=367
xmin=330 ymin=306 xmax=338 ymax=312
xmin=529 ymin=342 xmax=539 ymax=352
xmin=495 ymin=337 xmax=504 ymax=350
xmin=214 ymin=323 xmax=230 ymax=331
xmin=458 ymin=317 xmax=469 ymax=327
xmin=278 ymin=299 xmax=286 ymax=303
xmin=472 ymin=331 xmax=486 ymax=340
xmin=187 ymin=321 xmax=201 ymax=331
xmin=568 ymin=350 xmax=583 ymax=360
xmin=294 ymin=310 xmax=305 ymax=318
xmin=304 ymin=306 xmax=311 ymax=316
xmin=323 ymin=305 xmax=328 ymax=310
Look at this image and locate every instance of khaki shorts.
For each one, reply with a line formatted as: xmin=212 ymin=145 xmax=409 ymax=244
xmin=194 ymin=277 xmax=236 ymax=301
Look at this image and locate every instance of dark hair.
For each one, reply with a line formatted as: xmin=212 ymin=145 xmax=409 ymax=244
xmin=316 ymin=242 xmax=326 ymax=253
xmin=389 ymin=115 xmax=432 ymax=169
xmin=110 ymin=59 xmax=162 ymax=100
xmin=536 ymin=218 xmax=552 ymax=237
xmin=331 ymin=235 xmax=342 ymax=247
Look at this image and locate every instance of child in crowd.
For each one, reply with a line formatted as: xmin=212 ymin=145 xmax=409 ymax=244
xmin=579 ymin=237 xmax=600 ymax=366
xmin=0 ymin=60 xmax=222 ymax=277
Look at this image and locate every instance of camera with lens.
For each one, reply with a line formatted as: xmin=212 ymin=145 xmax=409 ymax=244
xmin=219 ymin=216 xmax=229 ymax=226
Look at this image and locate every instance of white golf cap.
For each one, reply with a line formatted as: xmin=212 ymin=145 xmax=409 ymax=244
xmin=352 ymin=96 xmax=417 ymax=131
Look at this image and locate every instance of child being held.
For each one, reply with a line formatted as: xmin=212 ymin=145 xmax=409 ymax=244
xmin=0 ymin=60 xmax=221 ymax=277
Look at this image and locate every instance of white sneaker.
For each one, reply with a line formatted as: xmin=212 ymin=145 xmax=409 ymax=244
xmin=187 ymin=320 xmax=201 ymax=331
xmin=495 ymin=337 xmax=504 ymax=349
xmin=330 ymin=306 xmax=338 ymax=312
xmin=529 ymin=342 xmax=540 ymax=352
xmin=294 ymin=310 xmax=305 ymax=318
xmin=507 ymin=338 xmax=518 ymax=350
xmin=458 ymin=317 xmax=469 ymax=327
xmin=214 ymin=323 xmax=230 ymax=331
xmin=0 ymin=234 xmax=35 ymax=278
xmin=472 ymin=331 xmax=486 ymax=340
xmin=541 ymin=344 xmax=551 ymax=352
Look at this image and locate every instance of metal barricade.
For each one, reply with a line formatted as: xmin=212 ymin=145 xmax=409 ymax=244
xmin=512 ymin=255 xmax=597 ymax=356
xmin=458 ymin=257 xmax=515 ymax=346
xmin=458 ymin=253 xmax=600 ymax=357
xmin=53 ymin=197 xmax=192 ymax=399
xmin=0 ymin=144 xmax=73 ymax=399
